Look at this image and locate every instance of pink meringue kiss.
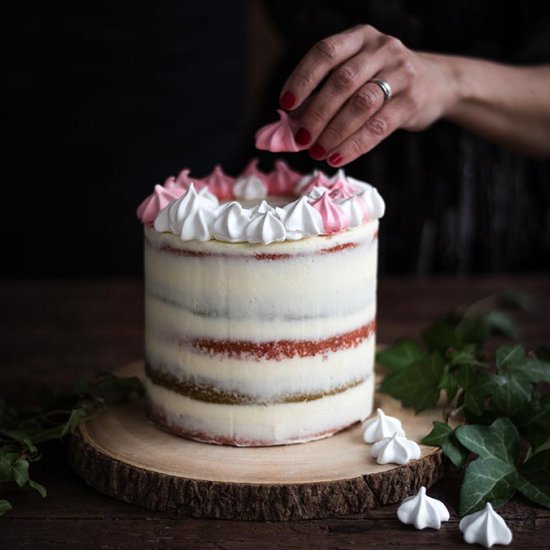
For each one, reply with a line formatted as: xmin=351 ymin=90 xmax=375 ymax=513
xmin=137 ymin=184 xmax=183 ymax=224
xmin=297 ymin=170 xmax=332 ymax=195
xmin=202 ymin=164 xmax=235 ymax=200
xmin=268 ymin=160 xmax=302 ymax=196
xmin=310 ymin=192 xmax=349 ymax=234
xmin=328 ymin=178 xmax=357 ymax=199
xmin=255 ymin=110 xmax=303 ymax=153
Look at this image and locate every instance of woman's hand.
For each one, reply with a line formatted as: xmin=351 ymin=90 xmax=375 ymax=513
xmin=280 ymin=25 xmax=460 ymax=166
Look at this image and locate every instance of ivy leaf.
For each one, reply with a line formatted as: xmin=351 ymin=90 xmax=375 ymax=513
xmin=422 ymin=421 xmax=468 ymax=468
xmin=61 ymin=408 xmax=88 ymax=437
xmin=422 ymin=320 xmax=462 ymax=356
xmin=0 ymin=451 xmax=18 ymax=483
xmin=0 ymin=499 xmax=12 ymax=517
xmin=455 ymin=418 xmax=519 ymax=464
xmin=459 ymin=457 xmax=518 ymax=515
xmin=28 ymin=479 xmax=47 ymax=498
xmin=0 ymin=429 xmax=38 ymax=454
xmin=438 ymin=365 xmax=460 ymax=402
xmin=457 ymin=310 xmax=519 ymax=345
xmin=376 ymin=340 xmax=425 ymax=373
xmin=520 ymin=396 xmax=550 ymax=450
xmin=449 ymin=345 xmax=488 ymax=368
xmin=497 ymin=288 xmax=534 ymax=311
xmin=11 ymin=458 xmax=30 ymax=488
xmin=516 ymin=450 xmax=550 ymax=508
xmin=379 ymin=352 xmax=445 ymax=413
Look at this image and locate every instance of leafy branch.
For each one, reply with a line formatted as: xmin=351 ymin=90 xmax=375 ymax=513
xmin=377 ymin=289 xmax=550 ymax=516
xmin=0 ymin=373 xmax=144 ymax=516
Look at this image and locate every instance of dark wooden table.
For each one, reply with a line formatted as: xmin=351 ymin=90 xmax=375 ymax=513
xmin=1 ymin=276 xmax=549 ymax=549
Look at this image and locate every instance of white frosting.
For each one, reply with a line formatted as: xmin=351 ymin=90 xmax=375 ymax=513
xmin=149 ymin=168 xmax=384 ymax=244
xmin=459 ymin=503 xmax=513 ymax=548
xmin=212 ymin=202 xmax=251 ymax=242
xmin=362 ymin=408 xmax=405 ymax=443
xmin=281 ymin=197 xmax=324 ymax=240
xmin=397 ymin=487 xmax=450 ymax=530
xmin=370 ymin=433 xmax=421 ymax=465
xmin=144 ymin=375 xmax=374 ymax=446
xmin=233 ymin=175 xmax=268 ymax=200
xmin=244 ymin=211 xmax=286 ymax=244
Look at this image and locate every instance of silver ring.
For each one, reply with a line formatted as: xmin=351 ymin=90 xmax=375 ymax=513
xmin=368 ymin=78 xmax=392 ymax=102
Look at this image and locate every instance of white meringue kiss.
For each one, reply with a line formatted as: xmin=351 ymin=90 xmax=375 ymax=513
xmin=245 ymin=211 xmax=286 ymax=244
xmin=233 ymin=175 xmax=268 ymax=200
xmin=370 ymin=433 xmax=421 ymax=465
xmin=281 ymin=196 xmax=324 ymax=240
xmin=154 ymin=183 xmax=219 ymax=234
xmin=362 ymin=408 xmax=405 ymax=443
xmin=212 ymin=202 xmax=251 ymax=242
xmin=459 ymin=503 xmax=513 ymax=548
xmin=397 ymin=486 xmax=450 ymax=530
xmin=337 ymin=195 xmax=367 ymax=229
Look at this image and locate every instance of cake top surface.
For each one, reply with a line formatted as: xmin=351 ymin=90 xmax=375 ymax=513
xmin=137 ymin=159 xmax=385 ymax=245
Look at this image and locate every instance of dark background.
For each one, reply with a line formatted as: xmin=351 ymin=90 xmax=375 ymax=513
xmin=3 ymin=0 xmax=550 ymax=277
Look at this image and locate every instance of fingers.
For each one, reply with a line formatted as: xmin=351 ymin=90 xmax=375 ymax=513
xmin=279 ymin=27 xmax=370 ymax=111
xmin=324 ymin=100 xmax=407 ymax=167
xmin=310 ymin=69 xmax=409 ymax=159
xmin=292 ymin=51 xmax=386 ymax=148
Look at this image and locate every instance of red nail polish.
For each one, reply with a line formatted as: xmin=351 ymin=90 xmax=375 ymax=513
xmin=328 ymin=153 xmax=343 ymax=166
xmin=309 ymin=143 xmax=326 ymax=160
xmin=279 ymin=91 xmax=296 ymax=110
xmin=295 ymin=128 xmax=311 ymax=146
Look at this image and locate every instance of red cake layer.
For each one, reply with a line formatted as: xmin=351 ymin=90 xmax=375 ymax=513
xmin=144 ymin=234 xmax=378 ymax=261
xmin=163 ymin=320 xmax=376 ymax=361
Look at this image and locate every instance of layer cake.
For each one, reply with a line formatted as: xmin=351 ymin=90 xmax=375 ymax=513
xmin=137 ymin=161 xmax=385 ymax=446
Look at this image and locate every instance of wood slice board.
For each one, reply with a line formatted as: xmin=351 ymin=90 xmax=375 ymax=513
xmin=69 ymin=361 xmax=446 ymax=521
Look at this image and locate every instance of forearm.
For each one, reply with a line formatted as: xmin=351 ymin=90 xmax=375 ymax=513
xmin=434 ymin=54 xmax=550 ymax=158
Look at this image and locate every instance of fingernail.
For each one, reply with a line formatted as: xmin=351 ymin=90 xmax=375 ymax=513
xmin=328 ymin=153 xmax=343 ymax=166
xmin=295 ymin=128 xmax=311 ymax=146
xmin=280 ymin=91 xmax=296 ymax=110
xmin=309 ymin=143 xmax=326 ymax=160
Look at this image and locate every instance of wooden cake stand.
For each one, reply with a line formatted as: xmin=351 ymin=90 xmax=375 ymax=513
xmin=69 ymin=361 xmax=446 ymax=521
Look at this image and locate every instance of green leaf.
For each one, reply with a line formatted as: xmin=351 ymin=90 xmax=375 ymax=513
xmin=422 ymin=321 xmax=462 ymax=355
xmin=61 ymin=408 xmax=87 ymax=437
xmin=459 ymin=456 xmax=517 ymax=516
xmin=449 ymin=345 xmax=487 ymax=368
xmin=438 ymin=365 xmax=459 ymax=402
xmin=457 ymin=310 xmax=519 ymax=346
xmin=0 ymin=429 xmax=38 ymax=454
xmin=497 ymin=288 xmax=534 ymax=311
xmin=455 ymin=418 xmax=519 ymax=464
xmin=0 ymin=499 xmax=12 ymax=517
xmin=11 ymin=458 xmax=30 ymax=488
xmin=380 ymin=352 xmax=445 ymax=413
xmin=376 ymin=340 xmax=425 ymax=372
xmin=422 ymin=421 xmax=469 ymax=468
xmin=0 ymin=451 xmax=18 ymax=483
xmin=28 ymin=479 xmax=47 ymax=498
xmin=516 ymin=450 xmax=550 ymax=508
xmin=496 ymin=345 xmax=525 ymax=369
xmin=459 ymin=371 xmax=501 ymax=418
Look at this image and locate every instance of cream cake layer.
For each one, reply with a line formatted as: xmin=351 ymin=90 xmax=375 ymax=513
xmin=144 ymin=222 xmax=378 ymax=323
xmin=146 ymin=290 xmax=376 ymax=341
xmin=145 ymin=374 xmax=375 ymax=446
xmin=145 ymin=333 xmax=376 ymax=400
